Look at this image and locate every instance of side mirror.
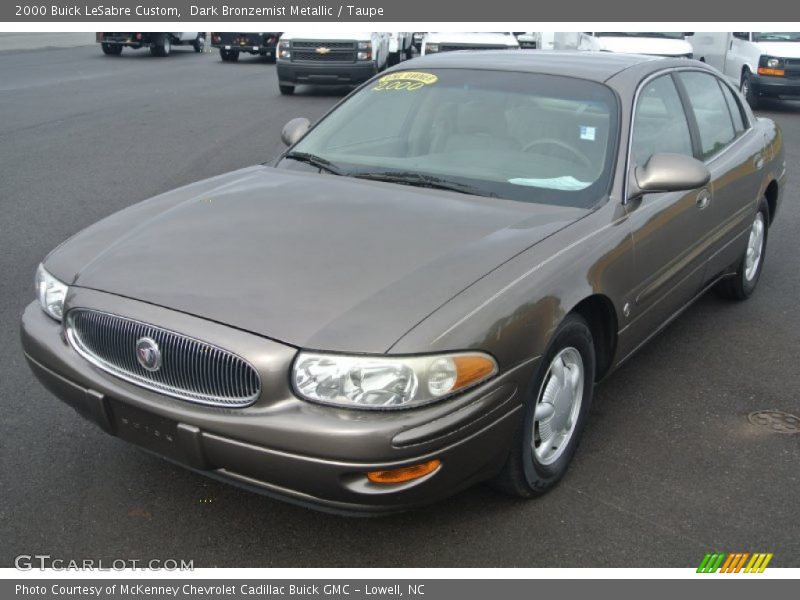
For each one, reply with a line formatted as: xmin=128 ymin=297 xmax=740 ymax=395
xmin=628 ymin=153 xmax=710 ymax=201
xmin=281 ymin=117 xmax=310 ymax=147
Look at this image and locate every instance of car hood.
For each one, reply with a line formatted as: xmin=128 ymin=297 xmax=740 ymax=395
xmin=754 ymin=41 xmax=800 ymax=59
xmin=50 ymin=166 xmax=587 ymax=353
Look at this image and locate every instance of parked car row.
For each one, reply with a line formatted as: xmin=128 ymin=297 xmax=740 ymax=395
xmin=94 ymin=31 xmax=800 ymax=108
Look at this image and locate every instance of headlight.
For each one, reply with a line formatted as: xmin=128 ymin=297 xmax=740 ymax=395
xmin=766 ymin=57 xmax=781 ymax=68
xmin=292 ymin=351 xmax=498 ymax=410
xmin=35 ymin=264 xmax=68 ymax=321
xmin=425 ymin=43 xmax=439 ymax=54
xmin=278 ymin=39 xmax=290 ymax=59
xmin=357 ymin=41 xmax=372 ymax=61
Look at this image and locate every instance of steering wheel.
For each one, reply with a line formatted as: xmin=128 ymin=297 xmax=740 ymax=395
xmin=522 ymin=138 xmax=593 ymax=170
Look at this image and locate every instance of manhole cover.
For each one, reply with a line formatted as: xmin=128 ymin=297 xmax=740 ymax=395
xmin=748 ymin=410 xmax=800 ymax=434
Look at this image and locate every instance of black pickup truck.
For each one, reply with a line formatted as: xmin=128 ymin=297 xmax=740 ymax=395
xmin=210 ymin=33 xmax=283 ymax=62
xmin=96 ymin=33 xmax=205 ymax=57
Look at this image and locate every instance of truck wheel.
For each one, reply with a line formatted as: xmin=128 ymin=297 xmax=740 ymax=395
xmin=150 ymin=34 xmax=171 ymax=57
xmin=101 ymin=43 xmax=122 ymax=56
xmin=220 ymin=49 xmax=239 ymax=62
xmin=279 ymin=84 xmax=295 ymax=95
xmin=741 ymin=70 xmax=761 ymax=110
xmin=193 ymin=35 xmax=205 ymax=53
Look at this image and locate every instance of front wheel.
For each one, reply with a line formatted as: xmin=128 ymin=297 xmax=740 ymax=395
xmin=716 ymin=199 xmax=769 ymax=300
xmin=741 ymin=70 xmax=761 ymax=110
xmin=193 ymin=35 xmax=205 ymax=52
xmin=150 ymin=34 xmax=171 ymax=57
xmin=492 ymin=314 xmax=596 ymax=497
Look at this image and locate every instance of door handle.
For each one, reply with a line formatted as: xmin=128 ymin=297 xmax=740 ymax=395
xmin=754 ymin=155 xmax=765 ymax=170
xmin=696 ymin=190 xmax=711 ymax=210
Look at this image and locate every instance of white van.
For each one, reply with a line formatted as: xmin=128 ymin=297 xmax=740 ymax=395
xmin=574 ymin=32 xmax=694 ymax=57
xmin=690 ymin=32 xmax=800 ymax=108
xmin=421 ymin=32 xmax=520 ymax=55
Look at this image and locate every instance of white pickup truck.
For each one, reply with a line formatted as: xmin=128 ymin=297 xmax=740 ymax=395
xmin=276 ymin=32 xmax=390 ymax=95
xmin=96 ymin=32 xmax=204 ymax=57
xmin=421 ymin=32 xmax=520 ymax=55
xmin=690 ymin=32 xmax=800 ymax=108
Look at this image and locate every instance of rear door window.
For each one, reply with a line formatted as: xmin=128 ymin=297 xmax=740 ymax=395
xmin=677 ymin=72 xmax=737 ymax=159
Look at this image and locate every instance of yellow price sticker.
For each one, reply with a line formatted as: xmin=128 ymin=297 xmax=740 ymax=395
xmin=373 ymin=71 xmax=439 ymax=91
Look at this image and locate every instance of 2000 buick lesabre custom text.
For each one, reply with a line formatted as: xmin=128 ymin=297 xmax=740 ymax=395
xmin=22 ymin=52 xmax=785 ymax=513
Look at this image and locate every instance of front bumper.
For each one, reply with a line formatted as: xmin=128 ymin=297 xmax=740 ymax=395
xmin=21 ymin=289 xmax=531 ymax=514
xmin=752 ymin=74 xmax=800 ymax=98
xmin=212 ymin=44 xmax=275 ymax=56
xmin=277 ymin=61 xmax=378 ymax=86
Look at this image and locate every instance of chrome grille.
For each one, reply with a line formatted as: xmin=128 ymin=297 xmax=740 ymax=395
xmin=66 ymin=309 xmax=260 ymax=407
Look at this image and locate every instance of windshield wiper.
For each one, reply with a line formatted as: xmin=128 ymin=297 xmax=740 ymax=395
xmin=350 ymin=171 xmax=484 ymax=196
xmin=283 ymin=151 xmax=343 ymax=175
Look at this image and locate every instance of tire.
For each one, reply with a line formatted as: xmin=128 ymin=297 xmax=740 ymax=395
xmin=193 ymin=35 xmax=205 ymax=53
xmin=101 ymin=43 xmax=122 ymax=56
xmin=741 ymin=70 xmax=761 ymax=110
xmin=220 ymin=49 xmax=239 ymax=62
xmin=492 ymin=313 xmax=596 ymax=497
xmin=279 ymin=84 xmax=295 ymax=95
xmin=715 ymin=198 xmax=769 ymax=301
xmin=150 ymin=34 xmax=171 ymax=57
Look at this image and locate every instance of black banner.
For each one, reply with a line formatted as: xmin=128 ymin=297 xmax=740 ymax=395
xmin=1 ymin=0 xmax=793 ymax=22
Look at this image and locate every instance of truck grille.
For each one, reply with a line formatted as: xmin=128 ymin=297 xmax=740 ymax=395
xmin=291 ymin=40 xmax=356 ymax=62
xmin=66 ymin=309 xmax=260 ymax=407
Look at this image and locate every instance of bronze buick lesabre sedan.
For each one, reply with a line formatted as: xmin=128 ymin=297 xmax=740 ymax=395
xmin=22 ymin=52 xmax=785 ymax=514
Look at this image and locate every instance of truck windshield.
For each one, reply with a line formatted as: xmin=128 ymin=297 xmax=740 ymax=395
xmin=285 ymin=69 xmax=618 ymax=208
xmin=753 ymin=32 xmax=800 ymax=42
xmin=594 ymin=32 xmax=686 ymax=39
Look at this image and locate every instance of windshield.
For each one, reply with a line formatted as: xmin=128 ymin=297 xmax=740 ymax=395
xmin=752 ymin=32 xmax=800 ymax=42
xmin=594 ymin=32 xmax=686 ymax=39
xmin=286 ymin=69 xmax=618 ymax=208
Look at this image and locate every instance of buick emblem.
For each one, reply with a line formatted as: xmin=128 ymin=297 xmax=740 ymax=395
xmin=135 ymin=337 xmax=162 ymax=372
xmin=315 ymin=46 xmax=331 ymax=54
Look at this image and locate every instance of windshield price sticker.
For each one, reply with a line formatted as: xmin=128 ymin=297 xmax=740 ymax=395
xmin=373 ymin=72 xmax=439 ymax=91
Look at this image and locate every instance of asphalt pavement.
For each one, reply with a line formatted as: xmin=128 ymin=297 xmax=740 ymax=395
xmin=1 ymin=43 xmax=798 ymax=568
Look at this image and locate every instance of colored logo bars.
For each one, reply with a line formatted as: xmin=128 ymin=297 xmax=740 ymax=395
xmin=697 ymin=552 xmax=773 ymax=573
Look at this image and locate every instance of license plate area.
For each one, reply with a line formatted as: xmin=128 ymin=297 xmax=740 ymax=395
xmin=108 ymin=399 xmax=186 ymax=463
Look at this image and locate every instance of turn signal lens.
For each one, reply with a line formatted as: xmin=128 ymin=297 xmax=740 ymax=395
xmin=367 ymin=459 xmax=442 ymax=484
xmin=758 ymin=67 xmax=785 ymax=76
xmin=427 ymin=355 xmax=498 ymax=398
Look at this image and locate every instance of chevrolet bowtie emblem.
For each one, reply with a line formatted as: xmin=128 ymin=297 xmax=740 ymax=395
xmin=315 ymin=47 xmax=331 ymax=54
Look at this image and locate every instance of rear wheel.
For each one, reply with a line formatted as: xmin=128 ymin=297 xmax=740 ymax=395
xmin=741 ymin=70 xmax=761 ymax=110
xmin=101 ymin=43 xmax=122 ymax=56
xmin=150 ymin=34 xmax=171 ymax=57
xmin=193 ymin=35 xmax=205 ymax=53
xmin=220 ymin=49 xmax=239 ymax=62
xmin=716 ymin=198 xmax=769 ymax=300
xmin=279 ymin=84 xmax=295 ymax=95
xmin=492 ymin=313 xmax=595 ymax=497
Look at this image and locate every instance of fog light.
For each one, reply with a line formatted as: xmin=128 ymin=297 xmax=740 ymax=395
xmin=367 ymin=459 xmax=441 ymax=484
